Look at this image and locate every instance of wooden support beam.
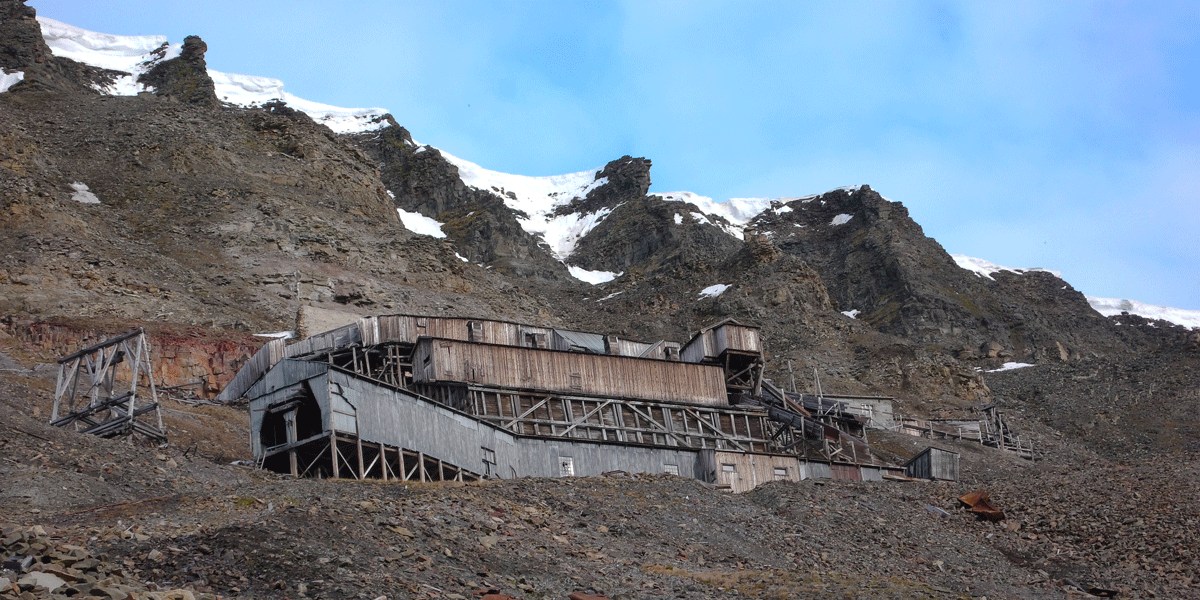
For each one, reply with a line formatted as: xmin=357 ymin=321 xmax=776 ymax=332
xmin=330 ymin=433 xmax=339 ymax=479
xmin=356 ymin=435 xmax=365 ymax=480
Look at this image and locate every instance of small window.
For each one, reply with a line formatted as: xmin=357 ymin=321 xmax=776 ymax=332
xmin=569 ymin=373 xmax=583 ymax=390
xmin=773 ymin=467 xmax=789 ymax=480
xmin=559 ymin=457 xmax=575 ymax=477
xmin=663 ymin=464 xmax=679 ymax=476
xmin=721 ymin=463 xmax=737 ymax=473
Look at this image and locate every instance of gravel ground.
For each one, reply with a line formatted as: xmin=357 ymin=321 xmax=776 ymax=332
xmin=2 ymin=343 xmax=1198 ymax=600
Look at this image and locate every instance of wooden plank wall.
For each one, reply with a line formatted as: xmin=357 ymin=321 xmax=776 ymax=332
xmin=329 ymin=370 xmax=704 ymax=479
xmin=681 ymin=330 xmax=716 ymax=364
xmin=413 ymin=338 xmax=729 ymax=406
xmin=704 ymin=451 xmax=804 ymax=493
xmin=371 ymin=315 xmax=554 ymax=348
xmin=714 ymin=324 xmax=762 ymax=355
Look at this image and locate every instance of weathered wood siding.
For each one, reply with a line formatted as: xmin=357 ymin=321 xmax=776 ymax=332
xmin=246 ymin=360 xmax=333 ymax=457
xmin=328 ymin=370 xmax=701 ymax=479
xmin=681 ymin=329 xmax=716 ymax=364
xmin=904 ymin=447 xmax=960 ymax=481
xmin=830 ymin=463 xmax=863 ymax=481
xmin=285 ymin=322 xmax=362 ymax=358
xmin=701 ymin=450 xmax=803 ymax=493
xmin=367 ymin=315 xmax=552 ymax=348
xmin=682 ymin=322 xmax=762 ymax=364
xmin=713 ymin=324 xmax=762 ymax=355
xmin=413 ymin=338 xmax=729 ymax=406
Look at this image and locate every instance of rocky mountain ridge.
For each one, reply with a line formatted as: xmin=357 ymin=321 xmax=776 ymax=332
xmin=3 ymin=0 xmax=1196 ymax=414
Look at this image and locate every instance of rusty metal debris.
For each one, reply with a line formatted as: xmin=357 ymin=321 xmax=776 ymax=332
xmin=959 ymin=490 xmax=1005 ymax=521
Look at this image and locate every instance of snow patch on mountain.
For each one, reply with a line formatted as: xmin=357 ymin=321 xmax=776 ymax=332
xmin=436 ymin=149 xmax=610 ymax=260
xmin=396 ymin=209 xmax=446 ymax=239
xmin=0 ymin=70 xmax=25 ymax=92
xmin=657 ymin=187 xmax=872 ymax=240
xmin=1087 ymin=296 xmax=1200 ymax=330
xmin=985 ymin=362 xmax=1035 ymax=372
xmin=699 ymin=284 xmax=731 ymax=299
xmin=37 ymin=17 xmax=387 ymax=133
xmin=69 ymin=182 xmax=100 ymax=204
xmin=38 ymin=16 xmax=180 ymax=95
xmin=208 ymin=72 xmax=388 ymax=133
xmin=951 ymin=255 xmax=1063 ymax=280
xmin=567 ymin=266 xmax=621 ymax=285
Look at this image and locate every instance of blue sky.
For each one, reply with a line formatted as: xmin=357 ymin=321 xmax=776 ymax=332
xmin=29 ymin=1 xmax=1200 ymax=309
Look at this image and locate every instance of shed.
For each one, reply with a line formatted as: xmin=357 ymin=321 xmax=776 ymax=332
xmin=904 ymin=447 xmax=960 ymax=481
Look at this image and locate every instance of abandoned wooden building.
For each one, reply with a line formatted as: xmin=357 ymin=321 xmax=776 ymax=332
xmin=219 ymin=314 xmax=906 ymax=492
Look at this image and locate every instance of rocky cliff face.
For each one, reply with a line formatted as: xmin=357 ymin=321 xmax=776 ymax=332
xmin=350 ymin=122 xmax=574 ymax=282
xmin=748 ymin=186 xmax=1126 ymax=364
xmin=137 ymin=35 xmax=219 ymax=107
xmin=1 ymin=318 xmax=261 ymax=397
xmin=0 ymin=0 xmax=127 ymax=94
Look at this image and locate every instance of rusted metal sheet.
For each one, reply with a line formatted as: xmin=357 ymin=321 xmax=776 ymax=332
xmin=958 ymin=490 xmax=1005 ymax=521
xmin=413 ymin=338 xmax=729 ymax=406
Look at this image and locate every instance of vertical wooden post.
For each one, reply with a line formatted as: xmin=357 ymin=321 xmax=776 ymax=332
xmin=418 ymin=452 xmax=426 ymax=482
xmin=380 ymin=442 xmax=388 ymax=481
xmin=286 ymin=410 xmax=298 ymax=477
xmin=356 ymin=435 xmax=365 ymax=480
xmin=330 ymin=433 xmax=340 ymax=479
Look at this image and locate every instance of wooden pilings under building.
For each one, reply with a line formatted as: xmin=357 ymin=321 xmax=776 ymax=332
xmin=226 ymin=314 xmax=904 ymax=491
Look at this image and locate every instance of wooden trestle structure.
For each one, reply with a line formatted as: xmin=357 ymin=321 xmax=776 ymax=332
xmin=50 ymin=328 xmax=165 ymax=442
xmin=232 ymin=315 xmax=895 ymax=483
xmin=266 ymin=431 xmax=480 ymax=483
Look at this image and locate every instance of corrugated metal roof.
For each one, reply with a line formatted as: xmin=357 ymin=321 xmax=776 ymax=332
xmin=553 ymin=329 xmax=606 ymax=354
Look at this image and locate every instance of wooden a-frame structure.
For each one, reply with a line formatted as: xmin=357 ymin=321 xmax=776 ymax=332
xmin=50 ymin=328 xmax=166 ymax=442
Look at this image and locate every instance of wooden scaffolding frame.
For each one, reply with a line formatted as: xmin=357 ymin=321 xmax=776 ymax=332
xmin=50 ymin=328 xmax=165 ymax=442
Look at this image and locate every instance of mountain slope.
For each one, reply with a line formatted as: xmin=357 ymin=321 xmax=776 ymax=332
xmin=2 ymin=1 xmax=1196 ymax=450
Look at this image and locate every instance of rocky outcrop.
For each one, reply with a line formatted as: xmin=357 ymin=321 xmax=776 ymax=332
xmin=1 ymin=318 xmax=261 ymax=398
xmin=137 ymin=35 xmax=218 ymax=106
xmin=0 ymin=0 xmax=46 ymax=70
xmin=750 ymin=186 xmax=1123 ymax=363
xmin=0 ymin=0 xmax=127 ymax=94
xmin=551 ymin=155 xmax=652 ymax=217
xmin=350 ymin=122 xmax=573 ymax=281
xmin=568 ymin=194 xmax=742 ymax=276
